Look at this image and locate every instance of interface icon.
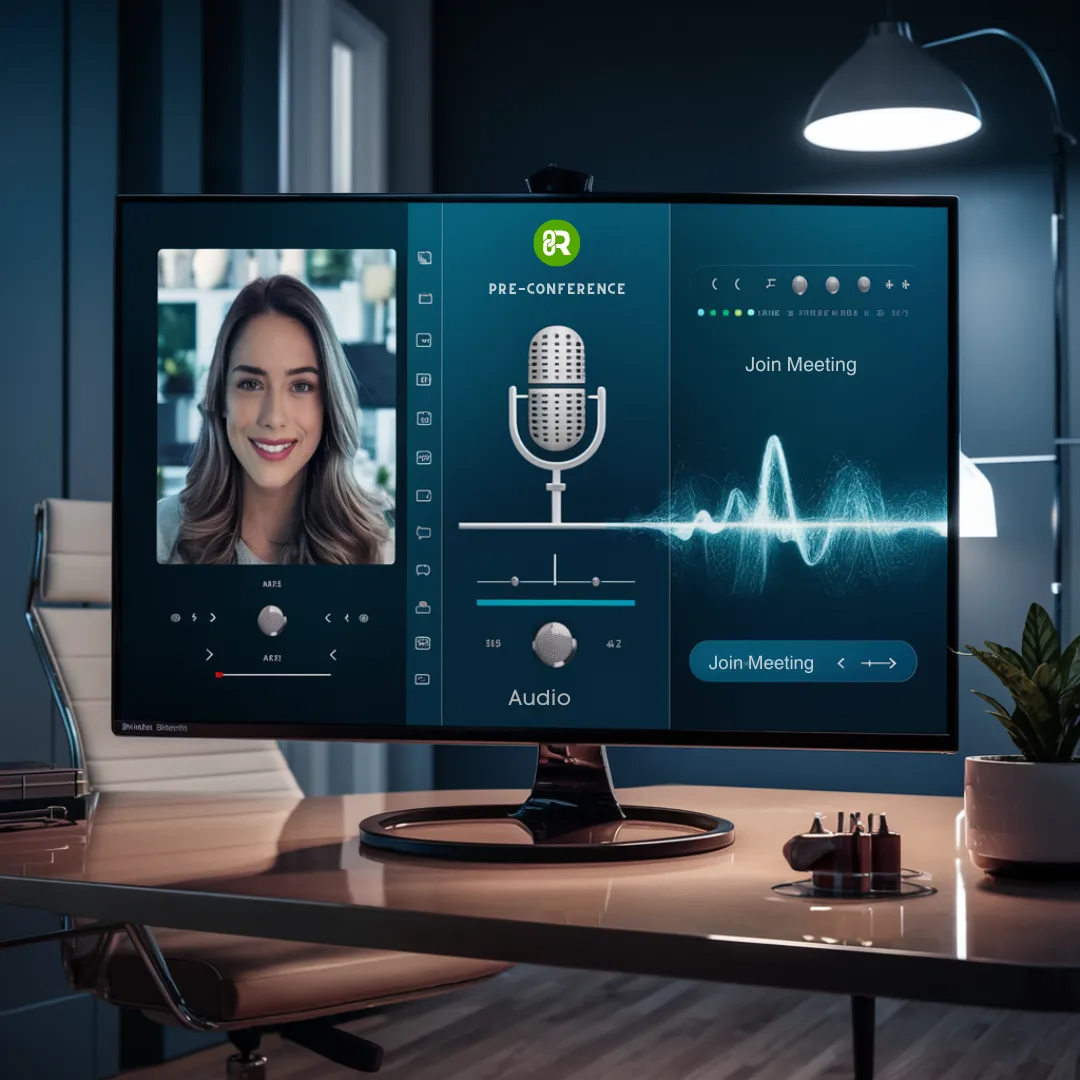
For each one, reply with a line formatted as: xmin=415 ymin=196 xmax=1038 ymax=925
xmin=508 ymin=326 xmax=607 ymax=523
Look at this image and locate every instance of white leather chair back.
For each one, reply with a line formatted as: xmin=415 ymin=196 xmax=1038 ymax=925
xmin=28 ymin=499 xmax=301 ymax=795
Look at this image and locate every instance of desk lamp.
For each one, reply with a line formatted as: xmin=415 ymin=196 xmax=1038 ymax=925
xmin=803 ymin=20 xmax=1074 ymax=624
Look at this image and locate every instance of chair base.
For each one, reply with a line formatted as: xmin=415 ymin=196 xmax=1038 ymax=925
xmin=226 ymin=1051 xmax=268 ymax=1080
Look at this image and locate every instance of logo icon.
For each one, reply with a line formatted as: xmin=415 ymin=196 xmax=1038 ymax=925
xmin=415 ymin=450 xmax=432 ymax=465
xmin=416 ymin=372 xmax=432 ymax=386
xmin=534 ymin=219 xmax=580 ymax=266
xmin=416 ymin=411 xmax=432 ymax=426
xmin=415 ymin=636 xmax=431 ymax=651
xmin=415 ymin=332 xmax=432 ymax=347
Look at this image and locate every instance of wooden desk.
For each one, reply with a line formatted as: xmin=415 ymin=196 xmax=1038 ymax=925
xmin=1 ymin=784 xmax=1078 ymax=1074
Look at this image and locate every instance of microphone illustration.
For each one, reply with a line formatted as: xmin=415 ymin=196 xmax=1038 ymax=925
xmin=509 ymin=325 xmax=607 ymax=523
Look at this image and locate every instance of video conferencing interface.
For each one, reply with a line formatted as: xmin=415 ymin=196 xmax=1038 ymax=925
xmin=116 ymin=197 xmax=955 ymax=744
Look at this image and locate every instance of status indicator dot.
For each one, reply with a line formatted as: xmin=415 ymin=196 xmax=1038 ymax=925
xmin=722 ymin=308 xmax=730 ymax=316
xmin=748 ymin=308 xmax=755 ymax=316
xmin=709 ymin=308 xmax=717 ymax=316
xmin=697 ymin=308 xmax=705 ymax=316
xmin=735 ymin=309 xmax=743 ymax=317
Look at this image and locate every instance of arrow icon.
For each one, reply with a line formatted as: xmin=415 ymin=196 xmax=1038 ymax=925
xmin=861 ymin=658 xmax=897 ymax=669
xmin=205 ymin=649 xmax=213 ymax=662
xmin=345 ymin=613 xmax=350 ymax=623
xmin=209 ymin=613 xmax=216 ymax=623
xmin=325 ymin=613 xmax=331 ymax=623
xmin=837 ymin=658 xmax=845 ymax=669
xmin=330 ymin=649 xmax=337 ymax=661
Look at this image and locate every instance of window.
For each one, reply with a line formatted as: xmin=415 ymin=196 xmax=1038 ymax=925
xmin=331 ymin=41 xmax=354 ymax=192
xmin=280 ymin=0 xmax=387 ymax=194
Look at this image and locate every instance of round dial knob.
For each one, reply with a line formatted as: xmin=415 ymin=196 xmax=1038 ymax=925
xmin=257 ymin=605 xmax=287 ymax=637
xmin=532 ymin=622 xmax=577 ymax=667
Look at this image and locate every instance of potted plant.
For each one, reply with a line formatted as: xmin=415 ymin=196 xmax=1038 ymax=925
xmin=962 ymin=602 xmax=1080 ymax=876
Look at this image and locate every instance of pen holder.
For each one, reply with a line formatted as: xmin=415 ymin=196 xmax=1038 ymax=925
xmin=774 ymin=812 xmax=935 ymax=900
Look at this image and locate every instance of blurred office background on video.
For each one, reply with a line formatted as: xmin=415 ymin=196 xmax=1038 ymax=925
xmin=157 ymin=246 xmax=397 ymax=505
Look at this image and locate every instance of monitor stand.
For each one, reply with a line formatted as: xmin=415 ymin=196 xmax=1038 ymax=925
xmin=358 ymin=744 xmax=735 ymax=862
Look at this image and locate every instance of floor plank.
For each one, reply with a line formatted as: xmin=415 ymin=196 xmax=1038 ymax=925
xmin=125 ymin=966 xmax=1080 ymax=1079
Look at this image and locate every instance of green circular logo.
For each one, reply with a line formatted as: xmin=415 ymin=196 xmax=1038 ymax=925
xmin=534 ymin=219 xmax=580 ymax=266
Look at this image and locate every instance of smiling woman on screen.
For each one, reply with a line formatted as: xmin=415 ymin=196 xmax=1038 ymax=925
xmin=157 ymin=275 xmax=392 ymax=565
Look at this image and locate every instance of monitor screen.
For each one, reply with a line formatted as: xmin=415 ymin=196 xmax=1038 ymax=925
xmin=114 ymin=194 xmax=957 ymax=750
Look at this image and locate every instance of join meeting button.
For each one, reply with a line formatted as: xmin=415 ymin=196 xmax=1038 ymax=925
xmin=689 ymin=640 xmax=918 ymax=683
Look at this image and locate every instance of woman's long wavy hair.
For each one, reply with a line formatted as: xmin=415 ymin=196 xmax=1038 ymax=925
xmin=173 ymin=274 xmax=390 ymax=565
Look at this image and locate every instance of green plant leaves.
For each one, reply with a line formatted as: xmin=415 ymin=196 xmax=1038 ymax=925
xmin=963 ymin=607 xmax=1080 ymax=762
xmin=1032 ymin=662 xmax=1064 ymax=700
xmin=1022 ymin=603 xmax=1060 ymax=673
xmin=983 ymin=640 xmax=1029 ymax=676
xmin=1059 ymin=636 xmax=1080 ymax=693
xmin=966 ymin=644 xmax=1059 ymax=760
xmin=971 ymin=691 xmax=1038 ymax=759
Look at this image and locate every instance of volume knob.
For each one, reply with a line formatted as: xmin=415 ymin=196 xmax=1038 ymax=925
xmin=532 ymin=622 xmax=577 ymax=668
xmin=257 ymin=605 xmax=287 ymax=637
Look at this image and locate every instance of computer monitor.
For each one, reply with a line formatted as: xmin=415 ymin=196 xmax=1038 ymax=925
xmin=114 ymin=193 xmax=957 ymax=860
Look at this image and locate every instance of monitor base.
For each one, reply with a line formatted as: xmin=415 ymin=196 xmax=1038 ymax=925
xmin=358 ymin=744 xmax=735 ymax=862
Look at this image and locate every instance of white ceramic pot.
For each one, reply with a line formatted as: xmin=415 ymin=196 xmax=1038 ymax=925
xmin=965 ymin=755 xmax=1080 ymax=875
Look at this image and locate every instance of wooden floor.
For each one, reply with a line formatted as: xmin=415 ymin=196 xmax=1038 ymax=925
xmin=129 ymin=966 xmax=1080 ymax=1080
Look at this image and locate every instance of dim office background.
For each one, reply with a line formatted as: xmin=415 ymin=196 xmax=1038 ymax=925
xmin=0 ymin=0 xmax=1077 ymax=1075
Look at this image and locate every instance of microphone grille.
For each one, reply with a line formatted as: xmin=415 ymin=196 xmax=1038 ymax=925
xmin=529 ymin=325 xmax=585 ymax=386
xmin=529 ymin=388 xmax=586 ymax=451
xmin=257 ymin=605 xmax=287 ymax=637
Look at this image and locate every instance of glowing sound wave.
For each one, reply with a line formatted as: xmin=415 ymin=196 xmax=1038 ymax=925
xmin=642 ymin=436 xmax=946 ymax=593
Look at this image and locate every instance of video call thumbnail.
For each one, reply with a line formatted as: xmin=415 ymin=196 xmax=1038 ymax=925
xmin=155 ymin=247 xmax=397 ymax=566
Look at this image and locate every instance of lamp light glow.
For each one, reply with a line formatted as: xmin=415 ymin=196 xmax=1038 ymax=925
xmin=959 ymin=453 xmax=998 ymax=538
xmin=805 ymin=107 xmax=983 ymax=152
xmin=803 ymin=22 xmax=982 ymax=153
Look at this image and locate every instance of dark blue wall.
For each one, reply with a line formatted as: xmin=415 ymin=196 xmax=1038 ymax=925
xmin=429 ymin=0 xmax=1080 ymax=796
xmin=0 ymin=1 xmax=121 ymax=1076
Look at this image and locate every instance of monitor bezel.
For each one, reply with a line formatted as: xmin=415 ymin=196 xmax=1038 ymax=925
xmin=114 ymin=191 xmax=959 ymax=753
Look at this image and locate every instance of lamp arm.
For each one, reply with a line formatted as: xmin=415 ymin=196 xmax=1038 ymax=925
xmin=924 ymin=26 xmax=1072 ymax=631
xmin=923 ymin=28 xmax=1074 ymax=142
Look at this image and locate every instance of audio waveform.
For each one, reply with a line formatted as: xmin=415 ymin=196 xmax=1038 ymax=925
xmin=637 ymin=436 xmax=947 ymax=594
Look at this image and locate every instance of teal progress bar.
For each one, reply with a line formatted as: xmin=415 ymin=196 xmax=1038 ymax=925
xmin=476 ymin=599 xmax=636 ymax=607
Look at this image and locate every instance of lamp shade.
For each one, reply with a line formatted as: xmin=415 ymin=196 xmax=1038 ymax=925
xmin=959 ymin=453 xmax=998 ymax=538
xmin=804 ymin=22 xmax=982 ymax=151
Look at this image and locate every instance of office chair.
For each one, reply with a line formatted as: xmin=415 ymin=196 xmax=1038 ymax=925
xmin=24 ymin=498 xmax=510 ymax=1077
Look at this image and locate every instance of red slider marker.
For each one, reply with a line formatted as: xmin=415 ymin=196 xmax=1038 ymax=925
xmin=215 ymin=672 xmax=224 ymax=678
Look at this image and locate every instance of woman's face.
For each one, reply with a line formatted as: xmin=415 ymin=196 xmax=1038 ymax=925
xmin=224 ymin=312 xmax=325 ymax=493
